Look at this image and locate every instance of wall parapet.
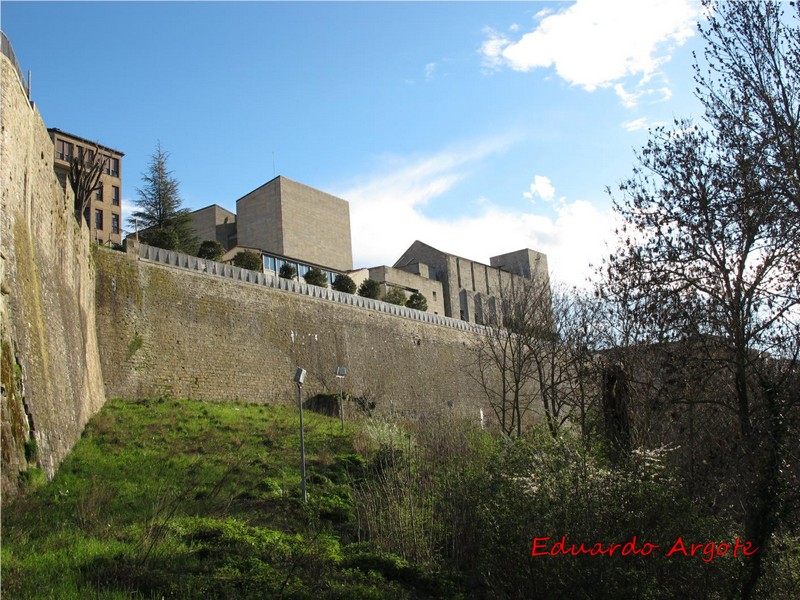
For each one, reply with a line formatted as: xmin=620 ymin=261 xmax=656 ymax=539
xmin=135 ymin=243 xmax=487 ymax=334
xmin=1 ymin=32 xmax=29 ymax=105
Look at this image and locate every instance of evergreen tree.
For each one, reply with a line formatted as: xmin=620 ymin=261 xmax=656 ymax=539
xmin=405 ymin=291 xmax=428 ymax=311
xmin=279 ymin=262 xmax=297 ymax=280
xmin=357 ymin=279 xmax=381 ymax=299
xmin=303 ymin=267 xmax=328 ymax=287
xmin=332 ymin=273 xmax=357 ymax=294
xmin=197 ymin=240 xmax=225 ymax=261
xmin=232 ymin=250 xmax=263 ymax=271
xmin=130 ymin=142 xmax=197 ymax=254
xmin=382 ymin=288 xmax=407 ymax=305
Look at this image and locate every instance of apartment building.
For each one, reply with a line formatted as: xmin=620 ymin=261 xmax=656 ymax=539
xmin=48 ymin=128 xmax=124 ymax=245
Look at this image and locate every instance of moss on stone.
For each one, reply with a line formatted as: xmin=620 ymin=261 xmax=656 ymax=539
xmin=127 ymin=333 xmax=143 ymax=359
xmin=1 ymin=338 xmax=30 ymax=481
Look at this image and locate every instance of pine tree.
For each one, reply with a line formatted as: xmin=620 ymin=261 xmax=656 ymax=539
xmin=130 ymin=142 xmax=197 ymax=253
xmin=405 ymin=291 xmax=428 ymax=311
xmin=303 ymin=267 xmax=328 ymax=287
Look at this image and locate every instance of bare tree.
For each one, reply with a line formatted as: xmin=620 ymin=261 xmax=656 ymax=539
xmin=69 ymin=145 xmax=108 ymax=226
xmin=696 ymin=0 xmax=800 ymax=219
xmin=473 ymin=277 xmax=602 ymax=438
xmin=472 ymin=278 xmax=544 ymax=437
xmin=601 ymin=3 xmax=800 ymax=594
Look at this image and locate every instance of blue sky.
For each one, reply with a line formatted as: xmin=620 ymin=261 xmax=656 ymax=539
xmin=2 ymin=1 xmax=707 ymax=285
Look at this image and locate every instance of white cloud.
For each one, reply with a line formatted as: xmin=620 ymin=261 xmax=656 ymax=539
xmin=335 ymin=141 xmax=618 ymax=288
xmin=615 ymin=82 xmax=673 ymax=107
xmin=121 ymin=198 xmax=137 ymax=234
xmin=480 ymin=28 xmax=511 ymax=71
xmin=523 ymin=175 xmax=556 ymax=202
xmin=621 ymin=117 xmax=668 ymax=132
xmin=482 ymin=0 xmax=699 ymax=103
xmin=425 ymin=62 xmax=436 ymax=81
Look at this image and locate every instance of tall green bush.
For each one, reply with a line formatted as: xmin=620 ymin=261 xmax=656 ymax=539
xmin=232 ymin=250 xmax=262 ymax=271
xmin=279 ymin=263 xmax=297 ymax=280
xmin=197 ymin=240 xmax=224 ymax=261
xmin=332 ymin=274 xmax=357 ymax=294
xmin=357 ymin=279 xmax=381 ymax=299
xmin=303 ymin=267 xmax=328 ymax=287
xmin=382 ymin=288 xmax=407 ymax=306
xmin=405 ymin=291 xmax=427 ymax=311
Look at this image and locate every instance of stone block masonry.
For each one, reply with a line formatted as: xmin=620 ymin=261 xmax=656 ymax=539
xmin=1 ymin=51 xmax=106 ymax=498
xmin=94 ymin=247 xmax=494 ymax=422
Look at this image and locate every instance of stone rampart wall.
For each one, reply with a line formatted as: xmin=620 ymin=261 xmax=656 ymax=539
xmin=94 ymin=246 xmax=494 ymax=423
xmin=1 ymin=53 xmax=105 ymax=498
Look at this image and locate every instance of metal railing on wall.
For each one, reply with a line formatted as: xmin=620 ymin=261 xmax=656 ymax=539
xmin=1 ymin=31 xmax=29 ymax=99
xmin=135 ymin=243 xmax=486 ymax=334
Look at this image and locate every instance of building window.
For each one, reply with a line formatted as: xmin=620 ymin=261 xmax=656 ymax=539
xmin=110 ymin=157 xmax=120 ymax=177
xmin=95 ymin=185 xmax=103 ymax=201
xmin=95 ymin=209 xmax=103 ymax=231
xmin=102 ymin=155 xmax=111 ymax=175
xmin=112 ymin=186 xmax=120 ymax=206
xmin=263 ymin=255 xmax=276 ymax=272
xmin=56 ymin=140 xmax=73 ymax=161
xmin=111 ymin=214 xmax=120 ymax=234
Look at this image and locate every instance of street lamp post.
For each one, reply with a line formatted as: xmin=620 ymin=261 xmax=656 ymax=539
xmin=294 ymin=367 xmax=308 ymax=503
xmin=335 ymin=367 xmax=347 ymax=432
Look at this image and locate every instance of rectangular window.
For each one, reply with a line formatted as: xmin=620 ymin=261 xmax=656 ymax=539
xmin=95 ymin=185 xmax=103 ymax=201
xmin=298 ymin=264 xmax=310 ymax=277
xmin=111 ymin=186 xmax=120 ymax=206
xmin=95 ymin=209 xmax=103 ymax=231
xmin=110 ymin=157 xmax=120 ymax=177
xmin=56 ymin=140 xmax=74 ymax=161
xmin=111 ymin=213 xmax=120 ymax=234
xmin=263 ymin=256 xmax=276 ymax=272
xmin=102 ymin=154 xmax=111 ymax=175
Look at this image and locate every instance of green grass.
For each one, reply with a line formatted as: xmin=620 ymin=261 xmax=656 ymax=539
xmin=1 ymin=398 xmax=454 ymax=599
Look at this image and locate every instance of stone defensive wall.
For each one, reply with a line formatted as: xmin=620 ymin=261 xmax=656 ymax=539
xmin=94 ymin=244 xmax=493 ymax=423
xmin=1 ymin=51 xmax=106 ymax=498
xmin=135 ymin=243 xmax=486 ymax=333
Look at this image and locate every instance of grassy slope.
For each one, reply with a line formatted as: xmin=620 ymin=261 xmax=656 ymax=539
xmin=1 ymin=398 xmax=455 ymax=599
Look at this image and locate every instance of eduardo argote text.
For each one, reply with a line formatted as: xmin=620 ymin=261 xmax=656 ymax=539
xmin=531 ymin=536 xmax=758 ymax=563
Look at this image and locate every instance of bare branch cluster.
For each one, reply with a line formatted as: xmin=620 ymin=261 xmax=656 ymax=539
xmin=598 ymin=2 xmax=800 ymax=596
xmin=68 ymin=145 xmax=108 ymax=226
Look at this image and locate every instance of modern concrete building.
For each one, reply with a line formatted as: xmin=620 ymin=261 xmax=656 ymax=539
xmin=393 ymin=240 xmax=549 ymax=324
xmin=190 ymin=204 xmax=237 ymax=249
xmin=48 ymin=128 xmax=124 ymax=246
xmin=221 ymin=244 xmax=342 ymax=288
xmin=348 ymin=265 xmax=446 ymax=315
xmin=187 ymin=180 xmax=549 ymax=324
xmin=235 ymin=176 xmax=353 ymax=272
